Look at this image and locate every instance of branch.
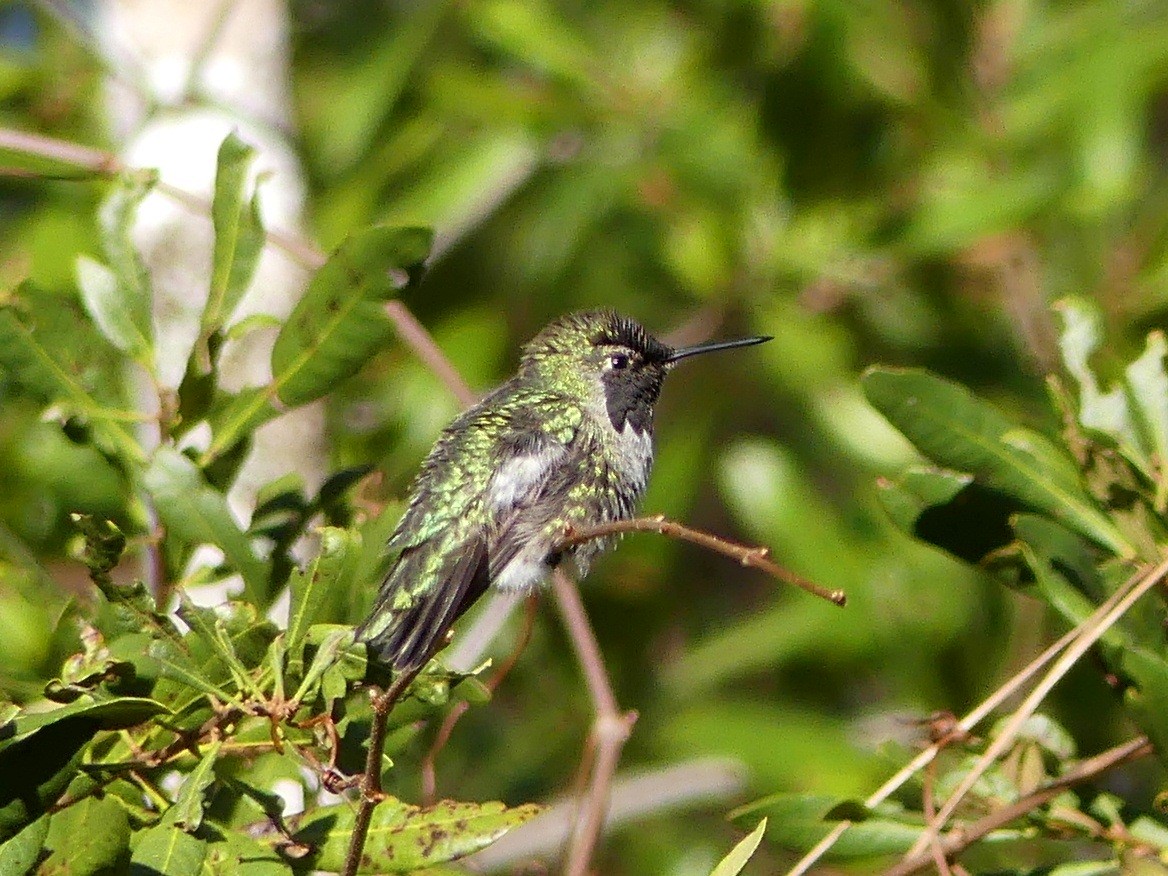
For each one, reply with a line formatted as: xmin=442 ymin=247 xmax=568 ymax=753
xmin=558 ymin=515 xmax=846 ymax=606
xmin=552 ymin=569 xmax=638 ymax=876
xmin=341 ymin=669 xmax=421 ymax=876
xmin=900 ymin=555 xmax=1168 ymax=864
xmin=882 ymin=735 xmax=1154 ymax=876
xmin=784 ymin=623 xmax=1083 ymax=876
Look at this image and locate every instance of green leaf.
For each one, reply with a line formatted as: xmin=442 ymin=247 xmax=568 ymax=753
xmin=143 ymin=447 xmax=269 ymax=604
xmin=129 ymin=824 xmax=207 ymax=876
xmin=76 ymin=255 xmax=152 ymax=363
xmin=0 ymin=695 xmax=170 ymax=755
xmin=165 ymin=739 xmax=221 ymax=831
xmin=205 ymin=133 xmax=265 ymax=340
xmin=709 ymin=818 xmax=766 ymax=876
xmin=286 ymin=528 xmax=356 ymax=676
xmin=1125 ymin=330 xmax=1168 ymax=510
xmin=1056 ymin=298 xmax=1136 ymax=454
xmin=270 ymin=224 xmax=432 ymax=407
xmin=0 ymin=813 xmax=49 ymax=876
xmin=202 ymin=827 xmax=291 ymax=875
xmin=0 ymin=296 xmax=143 ymax=463
xmin=95 ymin=171 xmax=156 ymax=368
xmin=284 ymin=798 xmax=540 ymax=872
xmin=290 ymin=628 xmax=353 ymax=705
xmin=876 ymin=467 xmax=1021 ymax=564
xmin=202 ymin=226 xmax=430 ymax=462
xmin=176 ymin=596 xmax=256 ymax=694
xmin=862 ymin=367 xmax=1133 ymax=557
xmin=42 ymin=795 xmax=131 ymax=875
xmin=730 ymin=793 xmax=920 ymax=859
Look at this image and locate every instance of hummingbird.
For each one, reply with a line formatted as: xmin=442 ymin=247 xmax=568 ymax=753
xmin=357 ymin=309 xmax=771 ymax=673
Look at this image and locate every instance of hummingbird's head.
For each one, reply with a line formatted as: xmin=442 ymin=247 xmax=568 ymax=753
xmin=520 ymin=310 xmax=771 ymax=434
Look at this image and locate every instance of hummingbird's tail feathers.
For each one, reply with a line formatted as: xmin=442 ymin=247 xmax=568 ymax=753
xmin=358 ymin=536 xmax=491 ymax=673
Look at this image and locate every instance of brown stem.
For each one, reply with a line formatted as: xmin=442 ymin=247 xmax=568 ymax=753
xmin=902 ymin=556 xmax=1168 ymax=862
xmin=882 ymin=735 xmax=1154 ymax=876
xmin=341 ymin=669 xmax=421 ymax=876
xmin=558 ymin=515 xmax=846 ymax=606
xmin=552 ymin=569 xmax=638 ymax=875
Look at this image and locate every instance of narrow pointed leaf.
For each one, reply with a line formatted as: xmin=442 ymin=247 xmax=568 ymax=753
xmin=165 ymin=739 xmax=221 ymax=831
xmin=709 ymin=818 xmax=767 ymax=876
xmin=285 ymin=798 xmax=540 ymax=872
xmin=863 ymin=367 xmax=1133 ymax=557
xmin=205 ymin=133 xmax=265 ymax=337
xmin=1125 ymin=330 xmax=1168 ymax=507
xmin=143 ymin=447 xmax=268 ymax=603
xmin=270 ymin=224 xmax=432 ymax=407
xmin=129 ymin=824 xmax=206 ymax=876
xmin=286 ymin=527 xmax=355 ymax=675
xmin=96 ymin=171 xmax=155 ymax=367
xmin=76 ymin=255 xmax=152 ymax=361
xmin=176 ymin=596 xmax=254 ymax=690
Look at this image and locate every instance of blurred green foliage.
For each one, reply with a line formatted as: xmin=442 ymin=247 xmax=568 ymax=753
xmin=1 ymin=0 xmax=1168 ymax=872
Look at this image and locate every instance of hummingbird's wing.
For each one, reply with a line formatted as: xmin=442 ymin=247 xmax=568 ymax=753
xmin=358 ymin=393 xmax=581 ymax=672
xmin=359 ymin=531 xmax=490 ymax=671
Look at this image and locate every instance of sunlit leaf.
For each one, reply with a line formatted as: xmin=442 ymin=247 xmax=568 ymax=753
xmin=271 ymin=224 xmax=432 ymax=407
xmin=143 ymin=447 xmax=268 ymax=603
xmin=708 ymin=818 xmax=766 ymax=876
xmin=286 ymin=527 xmax=356 ymax=677
xmin=41 ymin=795 xmax=130 ymax=875
xmin=0 ymin=813 xmax=49 ymax=875
xmin=129 ymin=824 xmax=207 ymax=876
xmin=205 ymin=133 xmax=265 ymax=340
xmin=284 ymin=798 xmax=540 ymax=872
xmin=75 ymin=255 xmax=152 ymax=363
xmin=92 ymin=171 xmax=155 ymax=370
xmin=1125 ymin=330 xmax=1168 ymax=510
xmin=165 ymin=739 xmax=221 ymax=832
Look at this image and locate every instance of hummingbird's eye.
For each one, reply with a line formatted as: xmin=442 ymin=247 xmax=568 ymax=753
xmin=609 ymin=353 xmax=630 ymax=370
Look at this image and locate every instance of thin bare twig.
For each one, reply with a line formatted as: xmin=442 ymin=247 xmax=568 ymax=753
xmin=901 ymin=556 xmax=1168 ymax=864
xmin=785 ymin=624 xmax=1083 ymax=876
xmin=558 ymin=515 xmax=846 ymax=606
xmin=341 ymin=669 xmax=421 ymax=876
xmin=553 ymin=569 xmax=638 ymax=876
xmin=883 ymin=735 xmax=1154 ymax=876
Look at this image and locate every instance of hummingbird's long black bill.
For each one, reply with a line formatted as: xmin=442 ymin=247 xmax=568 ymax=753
xmin=665 ymin=335 xmax=773 ymax=364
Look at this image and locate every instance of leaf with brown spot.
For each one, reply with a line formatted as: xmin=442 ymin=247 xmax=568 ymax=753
xmin=280 ymin=797 xmax=540 ymax=873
